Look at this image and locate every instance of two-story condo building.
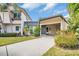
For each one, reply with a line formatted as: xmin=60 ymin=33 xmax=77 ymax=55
xmin=0 ymin=4 xmax=31 ymax=36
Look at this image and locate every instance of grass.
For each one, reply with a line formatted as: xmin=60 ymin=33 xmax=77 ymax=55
xmin=43 ymin=47 xmax=79 ymax=56
xmin=0 ymin=36 xmax=35 ymax=46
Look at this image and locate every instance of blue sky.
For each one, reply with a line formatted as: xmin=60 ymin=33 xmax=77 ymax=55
xmin=18 ymin=3 xmax=68 ymax=21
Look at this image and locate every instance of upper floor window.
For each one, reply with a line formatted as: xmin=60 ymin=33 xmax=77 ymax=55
xmin=14 ymin=12 xmax=21 ymax=20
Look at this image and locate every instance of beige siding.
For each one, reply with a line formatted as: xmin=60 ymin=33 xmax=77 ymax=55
xmin=40 ymin=17 xmax=62 ymax=25
xmin=47 ymin=24 xmax=60 ymax=35
xmin=61 ymin=20 xmax=67 ymax=30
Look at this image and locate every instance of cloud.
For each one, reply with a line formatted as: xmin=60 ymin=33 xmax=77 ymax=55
xmin=21 ymin=3 xmax=41 ymax=11
xmin=42 ymin=3 xmax=56 ymax=12
xmin=53 ymin=9 xmax=67 ymax=16
xmin=21 ymin=3 xmax=56 ymax=12
xmin=53 ymin=9 xmax=69 ymax=19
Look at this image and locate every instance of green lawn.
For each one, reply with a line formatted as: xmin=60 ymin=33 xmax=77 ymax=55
xmin=43 ymin=47 xmax=79 ymax=56
xmin=0 ymin=36 xmax=35 ymax=46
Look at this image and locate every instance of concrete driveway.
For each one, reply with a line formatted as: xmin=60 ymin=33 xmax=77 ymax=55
xmin=0 ymin=35 xmax=55 ymax=56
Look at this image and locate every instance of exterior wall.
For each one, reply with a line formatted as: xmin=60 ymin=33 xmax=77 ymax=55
xmin=12 ymin=20 xmax=21 ymax=24
xmin=8 ymin=5 xmax=14 ymax=11
xmin=0 ymin=12 xmax=11 ymax=24
xmin=21 ymin=12 xmax=28 ymax=21
xmin=47 ymin=24 xmax=60 ymax=35
xmin=0 ymin=24 xmax=21 ymax=33
xmin=61 ymin=20 xmax=67 ymax=30
xmin=6 ymin=24 xmax=21 ymax=33
xmin=20 ymin=12 xmax=31 ymax=35
xmin=20 ymin=12 xmax=27 ymax=35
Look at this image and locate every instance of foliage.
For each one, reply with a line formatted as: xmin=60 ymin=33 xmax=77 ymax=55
xmin=33 ymin=26 xmax=40 ymax=37
xmin=29 ymin=27 xmax=33 ymax=35
xmin=13 ymin=3 xmax=20 ymax=11
xmin=0 ymin=33 xmax=17 ymax=37
xmin=67 ymin=3 xmax=79 ymax=32
xmin=13 ymin=10 xmax=21 ymax=20
xmin=0 ymin=4 xmax=8 ymax=12
xmin=55 ymin=31 xmax=78 ymax=48
xmin=23 ymin=26 xmax=29 ymax=35
xmin=12 ymin=4 xmax=21 ymax=20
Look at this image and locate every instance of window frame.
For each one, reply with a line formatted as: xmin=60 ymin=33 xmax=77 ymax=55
xmin=16 ymin=26 xmax=19 ymax=31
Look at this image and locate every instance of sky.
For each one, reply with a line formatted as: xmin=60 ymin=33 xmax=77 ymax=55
xmin=18 ymin=3 xmax=68 ymax=21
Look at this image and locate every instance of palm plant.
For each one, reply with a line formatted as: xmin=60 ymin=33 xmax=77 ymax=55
xmin=12 ymin=3 xmax=21 ymax=20
xmin=67 ymin=3 xmax=79 ymax=32
xmin=0 ymin=4 xmax=8 ymax=12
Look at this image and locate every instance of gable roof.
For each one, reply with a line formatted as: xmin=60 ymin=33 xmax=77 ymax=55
xmin=40 ymin=15 xmax=67 ymax=23
xmin=20 ymin=8 xmax=32 ymax=21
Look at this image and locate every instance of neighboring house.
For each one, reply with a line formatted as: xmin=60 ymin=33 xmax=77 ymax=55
xmin=0 ymin=4 xmax=31 ymax=36
xmin=40 ymin=15 xmax=68 ymax=35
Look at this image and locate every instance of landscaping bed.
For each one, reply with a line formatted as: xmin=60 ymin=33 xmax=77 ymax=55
xmin=0 ymin=36 xmax=35 ymax=46
xmin=43 ymin=31 xmax=79 ymax=56
xmin=0 ymin=33 xmax=17 ymax=37
xmin=43 ymin=47 xmax=79 ymax=56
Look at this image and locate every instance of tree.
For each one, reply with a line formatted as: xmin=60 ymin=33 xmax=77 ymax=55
xmin=67 ymin=3 xmax=79 ymax=32
xmin=0 ymin=4 xmax=8 ymax=12
xmin=33 ymin=26 xmax=40 ymax=37
xmin=23 ymin=26 xmax=29 ymax=35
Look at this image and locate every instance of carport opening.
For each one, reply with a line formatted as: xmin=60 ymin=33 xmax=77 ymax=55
xmin=41 ymin=23 xmax=60 ymax=35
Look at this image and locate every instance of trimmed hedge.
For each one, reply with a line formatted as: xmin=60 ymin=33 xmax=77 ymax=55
xmin=55 ymin=31 xmax=79 ymax=49
xmin=0 ymin=33 xmax=17 ymax=37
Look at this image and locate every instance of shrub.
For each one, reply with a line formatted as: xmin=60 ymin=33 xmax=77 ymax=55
xmin=23 ymin=26 xmax=29 ymax=36
xmin=33 ymin=26 xmax=40 ymax=37
xmin=30 ymin=28 xmax=33 ymax=35
xmin=55 ymin=31 xmax=78 ymax=48
xmin=0 ymin=33 xmax=17 ymax=37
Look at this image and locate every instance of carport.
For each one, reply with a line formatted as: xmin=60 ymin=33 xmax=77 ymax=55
xmin=40 ymin=16 xmax=67 ymax=35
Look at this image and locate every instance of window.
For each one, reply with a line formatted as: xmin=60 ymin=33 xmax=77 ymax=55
xmin=14 ymin=12 xmax=21 ymax=20
xmin=16 ymin=26 xmax=19 ymax=31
